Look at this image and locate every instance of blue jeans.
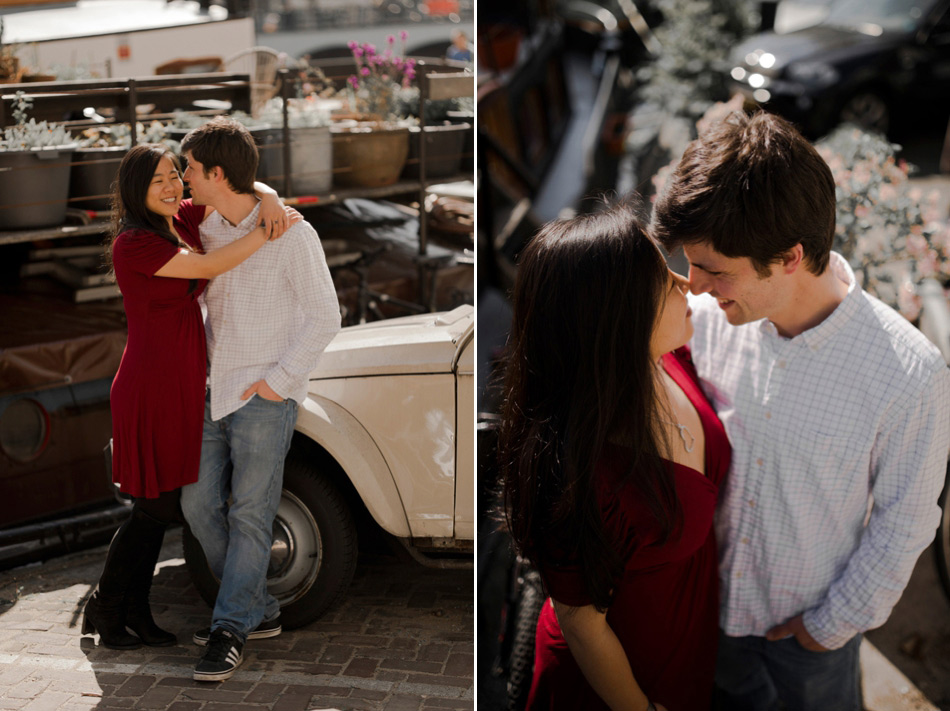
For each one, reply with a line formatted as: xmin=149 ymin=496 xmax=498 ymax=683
xmin=181 ymin=393 xmax=298 ymax=642
xmin=715 ymin=631 xmax=863 ymax=711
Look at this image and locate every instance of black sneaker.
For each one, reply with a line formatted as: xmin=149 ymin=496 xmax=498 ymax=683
xmin=193 ymin=628 xmax=244 ymax=682
xmin=192 ymin=616 xmax=282 ymax=646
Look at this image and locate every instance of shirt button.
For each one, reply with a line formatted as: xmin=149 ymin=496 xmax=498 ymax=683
xmin=765 ymin=412 xmax=772 ymax=420
xmin=777 ymin=360 xmax=786 ymax=369
xmin=756 ymin=458 xmax=764 ymax=467
xmin=748 ymin=499 xmax=756 ymax=508
xmin=736 ymin=572 xmax=744 ymax=579
xmin=741 ymin=537 xmax=750 ymax=544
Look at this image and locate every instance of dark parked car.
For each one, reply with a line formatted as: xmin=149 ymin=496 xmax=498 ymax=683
xmin=726 ymin=0 xmax=950 ymax=137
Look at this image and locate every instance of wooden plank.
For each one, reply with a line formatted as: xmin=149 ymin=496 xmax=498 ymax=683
xmin=425 ymin=73 xmax=473 ymax=102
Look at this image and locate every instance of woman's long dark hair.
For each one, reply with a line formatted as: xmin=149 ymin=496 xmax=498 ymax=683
xmin=498 ymin=201 xmax=681 ymax=611
xmin=107 ymin=144 xmax=198 ymax=290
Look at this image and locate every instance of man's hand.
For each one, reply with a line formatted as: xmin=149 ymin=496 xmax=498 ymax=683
xmin=765 ymin=614 xmax=828 ymax=652
xmin=241 ymin=379 xmax=283 ymax=402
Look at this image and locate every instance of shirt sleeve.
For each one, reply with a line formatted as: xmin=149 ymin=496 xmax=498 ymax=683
xmin=112 ymin=230 xmax=179 ymax=277
xmin=540 ymin=474 xmax=642 ymax=608
xmin=263 ymin=222 xmax=342 ymax=398
xmin=803 ymin=363 xmax=950 ymax=649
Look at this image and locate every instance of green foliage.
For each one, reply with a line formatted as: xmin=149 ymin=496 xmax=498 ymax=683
xmin=815 ymin=125 xmax=950 ymax=320
xmin=345 ymin=33 xmax=417 ymax=122
xmin=1 ymin=92 xmax=74 ymax=150
xmin=258 ymin=97 xmax=332 ymax=128
xmin=76 ymin=121 xmax=178 ymax=151
xmin=635 ymin=0 xmax=754 ymax=122
xmin=395 ymin=89 xmax=474 ymax=123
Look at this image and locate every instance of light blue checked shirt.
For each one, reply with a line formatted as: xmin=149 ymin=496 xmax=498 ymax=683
xmin=689 ymin=253 xmax=950 ymax=650
xmin=200 ymin=201 xmax=341 ymax=421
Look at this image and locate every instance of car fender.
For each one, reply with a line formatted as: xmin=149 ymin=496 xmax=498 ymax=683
xmin=294 ymin=394 xmax=411 ymax=537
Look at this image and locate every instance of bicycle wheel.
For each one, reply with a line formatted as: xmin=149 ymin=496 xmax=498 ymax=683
xmin=934 ymin=462 xmax=950 ymax=602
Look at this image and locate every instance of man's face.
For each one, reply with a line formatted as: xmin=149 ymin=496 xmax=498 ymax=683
xmin=181 ymin=152 xmax=214 ymax=205
xmin=683 ymin=241 xmax=782 ymax=326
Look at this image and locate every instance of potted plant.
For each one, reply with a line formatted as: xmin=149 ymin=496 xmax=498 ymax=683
xmin=331 ymin=33 xmax=417 ymax=188
xmin=397 ymin=90 xmax=473 ymax=180
xmin=0 ymin=91 xmax=77 ymax=230
xmin=70 ymin=121 xmax=175 ymax=210
xmin=166 ymin=111 xmax=283 ymax=189
xmin=258 ymin=96 xmax=335 ymax=195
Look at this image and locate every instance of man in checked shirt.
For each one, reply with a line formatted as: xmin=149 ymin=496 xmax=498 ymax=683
xmin=650 ymin=110 xmax=950 ymax=710
xmin=177 ymin=118 xmax=341 ymax=682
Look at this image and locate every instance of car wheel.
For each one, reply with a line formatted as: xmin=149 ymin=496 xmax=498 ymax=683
xmin=182 ymin=452 xmax=359 ymax=629
xmin=838 ymin=92 xmax=889 ymax=134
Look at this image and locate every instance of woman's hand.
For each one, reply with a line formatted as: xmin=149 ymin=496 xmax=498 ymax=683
xmin=258 ymin=191 xmax=287 ymax=240
xmin=282 ymin=205 xmax=304 ymax=231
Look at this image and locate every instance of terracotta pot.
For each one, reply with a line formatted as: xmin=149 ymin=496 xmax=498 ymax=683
xmin=330 ymin=122 xmax=409 ymax=188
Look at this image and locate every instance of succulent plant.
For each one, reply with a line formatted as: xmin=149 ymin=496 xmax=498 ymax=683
xmin=258 ymin=97 xmax=333 ymax=129
xmin=0 ymin=92 xmax=74 ymax=150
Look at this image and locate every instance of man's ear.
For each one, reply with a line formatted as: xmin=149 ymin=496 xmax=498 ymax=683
xmin=780 ymin=244 xmax=804 ymax=274
xmin=209 ymin=165 xmax=225 ymax=183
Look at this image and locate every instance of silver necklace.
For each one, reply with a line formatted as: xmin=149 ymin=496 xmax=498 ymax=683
xmin=661 ymin=418 xmax=696 ymax=453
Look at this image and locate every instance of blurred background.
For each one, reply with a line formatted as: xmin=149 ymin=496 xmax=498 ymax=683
xmin=476 ymin=0 xmax=950 ymax=707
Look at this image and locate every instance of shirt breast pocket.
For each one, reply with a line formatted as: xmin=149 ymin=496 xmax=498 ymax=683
xmin=803 ymin=430 xmax=870 ymax=505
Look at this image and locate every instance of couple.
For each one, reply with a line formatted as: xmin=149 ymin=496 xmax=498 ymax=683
xmin=81 ymin=117 xmax=341 ymax=682
xmin=499 ymin=110 xmax=950 ymax=710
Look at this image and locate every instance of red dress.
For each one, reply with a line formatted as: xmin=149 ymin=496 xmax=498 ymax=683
xmin=110 ymin=199 xmax=208 ymax=498
xmin=526 ymin=348 xmax=731 ymax=711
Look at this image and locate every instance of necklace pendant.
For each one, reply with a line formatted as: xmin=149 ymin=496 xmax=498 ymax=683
xmin=676 ymin=424 xmax=696 ymax=453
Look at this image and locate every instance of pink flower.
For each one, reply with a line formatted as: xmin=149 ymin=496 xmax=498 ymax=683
xmin=360 ymin=67 xmax=370 ymax=76
xmin=347 ymin=40 xmax=358 ymax=50
xmin=365 ymin=44 xmax=377 ymax=57
xmin=348 ymin=76 xmax=359 ymax=89
xmin=387 ymin=35 xmax=395 ymax=45
xmin=400 ymin=30 xmax=408 ymax=41
xmin=353 ymin=47 xmax=364 ymax=58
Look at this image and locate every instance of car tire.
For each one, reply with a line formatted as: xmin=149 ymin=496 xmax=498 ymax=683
xmin=182 ymin=451 xmax=359 ymax=630
xmin=838 ymin=91 xmax=890 ymax=135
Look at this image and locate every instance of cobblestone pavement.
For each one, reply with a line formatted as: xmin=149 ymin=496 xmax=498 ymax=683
xmin=0 ymin=528 xmax=474 ymax=711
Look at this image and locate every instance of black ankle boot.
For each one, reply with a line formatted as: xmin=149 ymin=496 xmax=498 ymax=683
xmin=82 ymin=590 xmax=141 ymax=649
xmin=124 ymin=508 xmax=176 ymax=647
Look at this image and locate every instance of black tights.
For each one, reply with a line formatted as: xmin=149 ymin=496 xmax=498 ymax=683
xmin=97 ymin=488 xmax=180 ymax=598
xmin=130 ymin=488 xmax=181 ymax=526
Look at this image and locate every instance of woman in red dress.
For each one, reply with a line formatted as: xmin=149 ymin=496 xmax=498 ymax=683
xmin=498 ymin=202 xmax=731 ymax=711
xmin=82 ymin=144 xmax=294 ymax=650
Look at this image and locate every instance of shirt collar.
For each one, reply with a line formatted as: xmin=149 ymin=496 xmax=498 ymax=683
xmin=760 ymin=252 xmax=858 ymax=351
xmin=210 ymin=199 xmax=261 ymax=233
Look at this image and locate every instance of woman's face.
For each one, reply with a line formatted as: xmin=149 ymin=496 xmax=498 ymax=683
xmin=144 ymin=155 xmax=183 ymax=222
xmin=650 ymin=268 xmax=693 ymax=361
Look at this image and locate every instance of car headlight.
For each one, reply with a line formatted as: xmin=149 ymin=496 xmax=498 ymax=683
xmin=785 ymin=61 xmax=839 ymax=87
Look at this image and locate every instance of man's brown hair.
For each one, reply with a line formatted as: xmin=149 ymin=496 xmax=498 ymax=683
xmin=651 ymin=110 xmax=836 ymax=276
xmin=180 ymin=116 xmax=258 ymax=195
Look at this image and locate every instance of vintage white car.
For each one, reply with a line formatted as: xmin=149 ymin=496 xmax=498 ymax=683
xmin=182 ymin=305 xmax=474 ymax=628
